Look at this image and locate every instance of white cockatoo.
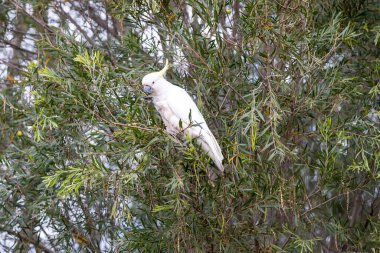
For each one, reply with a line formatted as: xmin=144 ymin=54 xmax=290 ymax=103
xmin=142 ymin=60 xmax=224 ymax=171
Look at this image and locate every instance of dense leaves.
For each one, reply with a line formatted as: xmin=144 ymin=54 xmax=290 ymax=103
xmin=0 ymin=0 xmax=379 ymax=252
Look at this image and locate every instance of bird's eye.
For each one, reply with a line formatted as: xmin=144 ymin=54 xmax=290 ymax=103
xmin=152 ymin=81 xmax=155 ymax=84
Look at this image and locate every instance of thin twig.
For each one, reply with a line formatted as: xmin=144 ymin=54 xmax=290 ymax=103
xmin=0 ymin=226 xmax=55 ymax=253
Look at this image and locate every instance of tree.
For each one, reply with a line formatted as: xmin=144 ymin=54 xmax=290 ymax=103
xmin=0 ymin=0 xmax=379 ymax=252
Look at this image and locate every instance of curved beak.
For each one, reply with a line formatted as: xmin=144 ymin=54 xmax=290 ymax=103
xmin=158 ymin=59 xmax=170 ymax=77
xmin=143 ymin=85 xmax=153 ymax=94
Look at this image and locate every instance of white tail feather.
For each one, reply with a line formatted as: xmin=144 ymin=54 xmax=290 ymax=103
xmin=197 ymin=131 xmax=224 ymax=172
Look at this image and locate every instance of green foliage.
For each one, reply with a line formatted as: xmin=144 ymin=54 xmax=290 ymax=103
xmin=0 ymin=0 xmax=379 ymax=252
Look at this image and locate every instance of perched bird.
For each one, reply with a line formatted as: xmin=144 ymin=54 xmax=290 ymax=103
xmin=142 ymin=60 xmax=224 ymax=171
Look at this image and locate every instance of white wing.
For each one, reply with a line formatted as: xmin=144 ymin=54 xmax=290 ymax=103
xmin=157 ymin=84 xmax=224 ymax=171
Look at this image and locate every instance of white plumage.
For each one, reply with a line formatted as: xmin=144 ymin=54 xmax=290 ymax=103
xmin=142 ymin=60 xmax=224 ymax=171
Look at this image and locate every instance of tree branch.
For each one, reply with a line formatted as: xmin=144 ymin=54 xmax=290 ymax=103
xmin=56 ymin=5 xmax=95 ymax=47
xmin=0 ymin=226 xmax=55 ymax=253
xmin=0 ymin=38 xmax=37 ymax=56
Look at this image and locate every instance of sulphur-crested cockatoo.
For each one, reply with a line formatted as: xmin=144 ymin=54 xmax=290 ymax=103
xmin=142 ymin=60 xmax=224 ymax=171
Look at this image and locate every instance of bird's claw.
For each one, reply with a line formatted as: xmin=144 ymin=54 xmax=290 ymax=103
xmin=142 ymin=96 xmax=153 ymax=101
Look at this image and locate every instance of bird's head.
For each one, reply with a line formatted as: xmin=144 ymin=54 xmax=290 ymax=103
xmin=142 ymin=59 xmax=169 ymax=95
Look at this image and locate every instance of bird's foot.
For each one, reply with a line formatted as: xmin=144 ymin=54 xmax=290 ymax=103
xmin=142 ymin=96 xmax=153 ymax=101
